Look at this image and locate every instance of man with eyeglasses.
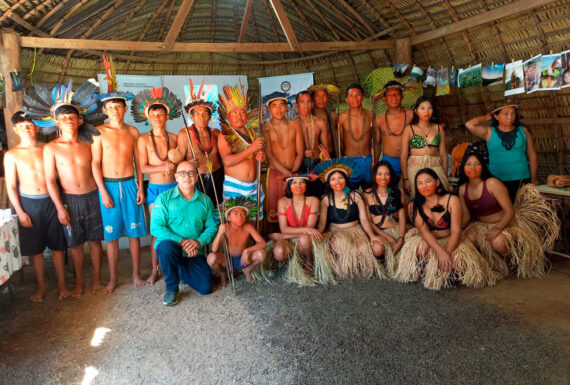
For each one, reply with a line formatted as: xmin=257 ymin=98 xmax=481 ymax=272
xmin=150 ymin=161 xmax=218 ymax=306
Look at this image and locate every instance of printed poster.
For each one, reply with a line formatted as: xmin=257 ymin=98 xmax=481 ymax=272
xmin=504 ymin=60 xmax=525 ymax=96
xmin=523 ymin=54 xmax=542 ymax=94
xmin=561 ymin=50 xmax=570 ymax=88
xmin=539 ymin=54 xmax=562 ymax=90
xmin=436 ymin=68 xmax=450 ymax=96
xmin=482 ymin=64 xmax=504 ymax=86
xmin=258 ymin=72 xmax=314 ymax=123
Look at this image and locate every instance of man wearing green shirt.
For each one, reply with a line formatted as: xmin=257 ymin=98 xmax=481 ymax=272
xmin=150 ymin=161 xmax=218 ymax=305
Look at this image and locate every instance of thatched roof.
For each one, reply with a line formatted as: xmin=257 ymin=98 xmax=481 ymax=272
xmin=1 ymin=0 xmax=569 ymax=177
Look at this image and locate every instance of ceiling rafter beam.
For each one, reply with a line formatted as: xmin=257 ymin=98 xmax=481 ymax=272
xmin=34 ymin=0 xmax=74 ymax=28
xmin=305 ymin=0 xmax=341 ymax=40
xmin=268 ymin=0 xmax=301 ymax=51
xmin=0 ymin=0 xmax=27 ymax=24
xmin=337 ymin=0 xmax=375 ymax=35
xmin=238 ymin=0 xmax=254 ymax=43
xmin=23 ymin=0 xmax=55 ymax=21
xmin=411 ymin=0 xmax=557 ymax=45
xmin=162 ymin=0 xmax=195 ymax=49
xmin=20 ymin=36 xmax=395 ymax=52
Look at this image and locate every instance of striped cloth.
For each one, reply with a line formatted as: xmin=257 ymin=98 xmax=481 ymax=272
xmin=223 ymin=175 xmax=264 ymax=219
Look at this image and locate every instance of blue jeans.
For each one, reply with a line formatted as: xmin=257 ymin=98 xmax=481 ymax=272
xmin=156 ymin=240 xmax=213 ymax=295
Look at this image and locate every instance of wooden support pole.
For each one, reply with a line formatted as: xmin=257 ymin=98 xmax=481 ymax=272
xmin=395 ymin=38 xmax=411 ymax=64
xmin=1 ymin=32 xmax=22 ymax=149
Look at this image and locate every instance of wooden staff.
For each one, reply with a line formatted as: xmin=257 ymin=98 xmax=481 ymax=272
xmin=255 ymin=82 xmax=263 ymax=232
xmin=370 ymin=94 xmax=376 ymax=163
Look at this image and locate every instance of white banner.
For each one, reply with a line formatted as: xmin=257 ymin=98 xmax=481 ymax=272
xmin=258 ymin=72 xmax=314 ymax=122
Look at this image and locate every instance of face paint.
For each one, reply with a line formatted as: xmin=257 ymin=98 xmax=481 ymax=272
xmin=291 ymin=184 xmax=307 ymax=195
xmin=375 ymin=175 xmax=390 ymax=187
xmin=464 ymin=165 xmax=482 ymax=179
xmin=418 ymin=184 xmax=436 ymax=197
xmin=331 ymin=180 xmax=346 ymax=192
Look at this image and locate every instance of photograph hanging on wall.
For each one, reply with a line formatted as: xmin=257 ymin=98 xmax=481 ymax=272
xmin=562 ymin=50 xmax=570 ymax=88
xmin=482 ymin=64 xmax=504 ymax=86
xmin=504 ymin=60 xmax=524 ymax=96
xmin=539 ymin=53 xmax=562 ymax=90
xmin=436 ymin=68 xmax=450 ymax=96
xmin=458 ymin=64 xmax=482 ymax=88
xmin=423 ymin=68 xmax=437 ymax=88
xmin=523 ymin=54 xmax=542 ymax=93
xmin=393 ymin=63 xmax=409 ymax=77
xmin=448 ymin=68 xmax=459 ymax=87
xmin=408 ymin=66 xmax=424 ymax=84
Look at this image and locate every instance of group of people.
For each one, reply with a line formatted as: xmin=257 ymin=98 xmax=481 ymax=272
xmin=6 ymin=73 xmax=560 ymax=306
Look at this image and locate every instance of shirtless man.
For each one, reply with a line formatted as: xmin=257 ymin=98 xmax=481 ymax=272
xmin=310 ymin=85 xmax=338 ymax=156
xmin=263 ymin=94 xmax=304 ymax=223
xmin=374 ymin=81 xmax=414 ymax=180
xmin=337 ymin=83 xmax=373 ymax=189
xmin=92 ymin=97 xmax=147 ymax=292
xmin=218 ymin=85 xmax=266 ymax=219
xmin=137 ymin=104 xmax=178 ymax=280
xmin=295 ymin=91 xmax=329 ymax=197
xmin=177 ymin=103 xmax=223 ymax=206
xmin=44 ymin=105 xmax=104 ymax=297
xmin=4 ymin=112 xmax=69 ymax=302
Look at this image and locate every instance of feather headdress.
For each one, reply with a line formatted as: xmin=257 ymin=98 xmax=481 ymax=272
xmin=307 ymin=83 xmax=340 ymax=97
xmin=221 ymin=196 xmax=258 ymax=221
xmin=131 ymin=87 xmax=182 ymax=122
xmin=94 ymin=55 xmax=134 ymax=103
xmin=314 ymin=157 xmax=356 ymax=182
xmin=218 ymin=82 xmax=251 ymax=119
xmin=184 ymin=78 xmax=217 ymax=113
xmin=22 ymin=79 xmax=103 ymax=143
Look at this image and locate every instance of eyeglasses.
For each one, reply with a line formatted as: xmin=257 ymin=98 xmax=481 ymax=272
xmin=175 ymin=171 xmax=196 ymax=177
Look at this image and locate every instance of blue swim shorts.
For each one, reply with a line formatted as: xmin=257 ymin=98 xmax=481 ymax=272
xmin=147 ymin=181 xmax=177 ymax=206
xmin=99 ymin=177 xmax=147 ymax=242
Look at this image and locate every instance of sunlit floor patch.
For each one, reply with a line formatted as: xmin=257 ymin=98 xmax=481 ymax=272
xmin=81 ymin=366 xmax=99 ymax=385
xmin=90 ymin=327 xmax=111 ymax=347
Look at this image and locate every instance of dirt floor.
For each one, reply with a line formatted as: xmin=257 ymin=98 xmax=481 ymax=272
xmin=0 ymin=248 xmax=568 ymax=385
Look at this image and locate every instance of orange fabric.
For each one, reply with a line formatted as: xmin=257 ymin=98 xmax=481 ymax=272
xmin=266 ymin=168 xmax=288 ymax=223
xmin=451 ymin=142 xmax=470 ymax=177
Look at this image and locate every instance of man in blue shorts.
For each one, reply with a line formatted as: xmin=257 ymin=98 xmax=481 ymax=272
xmin=93 ymin=88 xmax=148 ymax=291
xmin=374 ymin=81 xmax=414 ymax=183
xmin=337 ymin=84 xmax=373 ymax=189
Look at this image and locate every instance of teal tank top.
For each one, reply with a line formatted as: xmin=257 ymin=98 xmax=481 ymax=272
xmin=487 ymin=126 xmax=530 ymax=181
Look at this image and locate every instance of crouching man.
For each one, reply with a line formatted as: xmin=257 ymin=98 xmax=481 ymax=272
xmin=150 ymin=161 xmax=217 ymax=306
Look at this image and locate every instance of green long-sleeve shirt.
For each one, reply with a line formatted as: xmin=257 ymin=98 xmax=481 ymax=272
xmin=150 ymin=186 xmax=217 ymax=255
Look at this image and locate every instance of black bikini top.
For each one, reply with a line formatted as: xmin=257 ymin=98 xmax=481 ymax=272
xmin=327 ymin=199 xmax=359 ymax=224
xmin=418 ymin=195 xmax=452 ymax=231
xmin=368 ymin=189 xmax=402 ymax=228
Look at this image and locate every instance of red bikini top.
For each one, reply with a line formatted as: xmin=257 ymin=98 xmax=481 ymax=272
xmin=277 ymin=203 xmax=317 ymax=227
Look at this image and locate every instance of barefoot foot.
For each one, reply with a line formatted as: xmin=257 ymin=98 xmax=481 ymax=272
xmin=70 ymin=285 xmax=84 ymax=298
xmin=103 ymin=281 xmax=118 ymax=294
xmin=31 ymin=286 xmax=46 ymax=302
xmin=145 ymin=269 xmax=160 ymax=285
xmin=90 ymin=282 xmax=105 ymax=294
xmin=58 ymin=286 xmax=71 ymax=300
xmin=244 ymin=270 xmax=254 ymax=283
xmin=133 ymin=275 xmax=146 ymax=287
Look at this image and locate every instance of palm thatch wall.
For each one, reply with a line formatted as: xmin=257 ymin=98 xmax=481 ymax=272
xmin=1 ymin=0 xmax=569 ymax=178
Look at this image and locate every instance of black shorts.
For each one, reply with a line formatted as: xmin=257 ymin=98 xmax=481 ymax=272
xmin=197 ymin=167 xmax=224 ymax=205
xmin=18 ymin=194 xmax=66 ymax=256
xmin=63 ymin=190 xmax=104 ymax=247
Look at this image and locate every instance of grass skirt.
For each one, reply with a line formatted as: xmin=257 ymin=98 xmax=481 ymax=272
xmin=382 ymin=226 xmax=401 ymax=278
xmin=394 ymin=228 xmax=498 ymax=290
xmin=466 ymin=184 xmax=560 ymax=278
xmin=313 ymin=225 xmax=388 ymax=279
xmin=254 ymin=238 xmax=336 ymax=286
xmin=407 ymin=155 xmax=450 ymax=197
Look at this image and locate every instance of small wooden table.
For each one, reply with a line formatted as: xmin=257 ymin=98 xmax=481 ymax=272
xmin=536 ymin=185 xmax=570 ymax=257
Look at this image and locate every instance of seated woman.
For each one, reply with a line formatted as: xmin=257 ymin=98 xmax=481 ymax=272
xmin=395 ymin=168 xmax=497 ymax=290
xmin=363 ymin=161 xmax=407 ymax=276
xmin=458 ymin=143 xmax=560 ymax=278
xmin=400 ymin=97 xmax=450 ymax=197
xmin=314 ymin=161 xmax=388 ymax=279
xmin=269 ymin=175 xmax=325 ymax=285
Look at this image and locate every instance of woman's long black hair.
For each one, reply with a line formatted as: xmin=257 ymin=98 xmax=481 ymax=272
xmin=410 ymin=168 xmax=450 ymax=224
xmin=366 ymin=161 xmax=402 ymax=209
xmin=457 ymin=151 xmax=494 ymax=187
xmin=410 ymin=96 xmax=440 ymax=125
